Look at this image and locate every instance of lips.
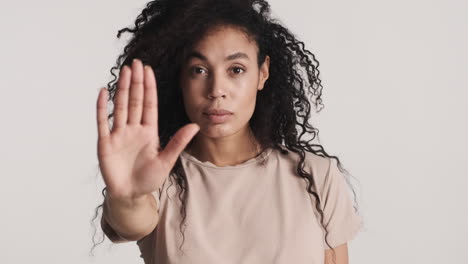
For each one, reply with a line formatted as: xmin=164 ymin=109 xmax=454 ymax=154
xmin=203 ymin=108 xmax=233 ymax=115
xmin=203 ymin=112 xmax=232 ymax=123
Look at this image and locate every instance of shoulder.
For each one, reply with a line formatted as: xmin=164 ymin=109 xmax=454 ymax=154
xmin=276 ymin=146 xmax=336 ymax=190
xmin=276 ymin=145 xmax=331 ymax=174
xmin=304 ymin=151 xmax=331 ymax=173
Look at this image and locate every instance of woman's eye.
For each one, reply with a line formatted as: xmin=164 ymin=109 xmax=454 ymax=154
xmin=231 ymin=67 xmax=245 ymax=74
xmin=191 ymin=67 xmax=206 ymax=75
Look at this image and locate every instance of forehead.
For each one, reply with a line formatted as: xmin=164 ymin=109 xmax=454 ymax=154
xmin=186 ymin=25 xmax=258 ymax=62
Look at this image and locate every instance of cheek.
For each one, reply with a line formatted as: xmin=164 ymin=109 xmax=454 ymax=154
xmin=182 ymin=87 xmax=208 ymax=124
xmin=182 ymin=90 xmax=199 ymax=113
xmin=236 ymin=77 xmax=259 ymax=107
xmin=232 ymin=86 xmax=258 ymax=125
xmin=181 ymin=76 xmax=205 ymax=98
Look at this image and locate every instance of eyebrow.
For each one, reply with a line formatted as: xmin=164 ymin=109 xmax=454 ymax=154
xmin=186 ymin=51 xmax=250 ymax=62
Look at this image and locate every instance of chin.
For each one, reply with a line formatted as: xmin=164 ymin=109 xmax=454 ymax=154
xmin=200 ymin=123 xmax=235 ymax=138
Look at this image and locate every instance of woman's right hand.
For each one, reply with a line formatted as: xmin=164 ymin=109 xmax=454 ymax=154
xmin=96 ymin=59 xmax=200 ymax=200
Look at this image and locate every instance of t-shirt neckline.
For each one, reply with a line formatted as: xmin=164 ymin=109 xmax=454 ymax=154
xmin=180 ymin=147 xmax=273 ymax=170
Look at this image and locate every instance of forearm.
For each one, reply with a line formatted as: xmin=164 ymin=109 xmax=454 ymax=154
xmin=103 ymin=192 xmax=159 ymax=241
xmin=324 ymin=244 xmax=349 ymax=264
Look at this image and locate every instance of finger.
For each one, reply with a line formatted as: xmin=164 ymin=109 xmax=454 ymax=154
xmin=128 ymin=59 xmax=144 ymax=125
xmin=142 ymin=65 xmax=158 ymax=128
xmin=96 ymin=87 xmax=110 ymax=139
xmin=159 ymin=124 xmax=200 ymax=167
xmin=113 ymin=65 xmax=131 ymax=130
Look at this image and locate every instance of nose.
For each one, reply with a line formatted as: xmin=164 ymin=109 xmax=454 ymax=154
xmin=207 ymin=72 xmax=227 ymax=100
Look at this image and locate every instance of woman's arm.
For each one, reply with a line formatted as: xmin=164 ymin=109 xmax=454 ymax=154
xmin=102 ymin=193 xmax=159 ymax=242
xmin=101 ymin=212 xmax=128 ymax=243
xmin=325 ymin=243 xmax=349 ymax=264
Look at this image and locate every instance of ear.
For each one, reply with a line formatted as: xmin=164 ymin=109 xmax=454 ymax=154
xmin=257 ymin=55 xmax=270 ymax=91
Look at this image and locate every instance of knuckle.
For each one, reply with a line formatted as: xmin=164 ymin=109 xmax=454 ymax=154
xmin=143 ymin=101 xmax=155 ymax=108
xmin=171 ymin=136 xmax=182 ymax=147
xmin=115 ymin=104 xmax=126 ymax=111
xmin=117 ymin=82 xmax=128 ymax=90
xmin=129 ymin=97 xmax=141 ymax=107
xmin=131 ymin=79 xmax=143 ymax=86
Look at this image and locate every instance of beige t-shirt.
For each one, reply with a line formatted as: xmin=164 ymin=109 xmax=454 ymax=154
xmin=136 ymin=146 xmax=362 ymax=264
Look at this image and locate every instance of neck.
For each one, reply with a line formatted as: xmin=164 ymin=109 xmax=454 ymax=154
xmin=185 ymin=127 xmax=263 ymax=167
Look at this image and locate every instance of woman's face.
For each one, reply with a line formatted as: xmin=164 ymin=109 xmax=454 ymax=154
xmin=179 ymin=25 xmax=269 ymax=139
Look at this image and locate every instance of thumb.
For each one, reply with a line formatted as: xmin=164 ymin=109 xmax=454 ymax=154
xmin=159 ymin=123 xmax=200 ymax=167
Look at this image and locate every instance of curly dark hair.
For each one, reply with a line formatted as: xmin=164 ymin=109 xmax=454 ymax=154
xmin=90 ymin=0 xmax=361 ymax=261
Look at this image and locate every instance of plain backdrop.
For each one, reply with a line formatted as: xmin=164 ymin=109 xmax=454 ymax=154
xmin=0 ymin=0 xmax=466 ymax=263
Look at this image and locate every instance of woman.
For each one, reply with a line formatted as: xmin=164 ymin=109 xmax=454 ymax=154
xmin=92 ymin=0 xmax=363 ymax=263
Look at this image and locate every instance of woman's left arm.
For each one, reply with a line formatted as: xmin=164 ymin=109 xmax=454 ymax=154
xmin=325 ymin=243 xmax=349 ymax=264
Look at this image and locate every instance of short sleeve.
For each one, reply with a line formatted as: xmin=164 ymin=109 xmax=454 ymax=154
xmin=319 ymin=158 xmax=362 ymax=249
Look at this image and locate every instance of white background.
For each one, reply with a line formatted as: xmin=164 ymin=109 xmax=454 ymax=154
xmin=0 ymin=0 xmax=466 ymax=263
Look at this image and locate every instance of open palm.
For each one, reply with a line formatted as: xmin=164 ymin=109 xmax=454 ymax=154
xmin=96 ymin=59 xmax=199 ymax=199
